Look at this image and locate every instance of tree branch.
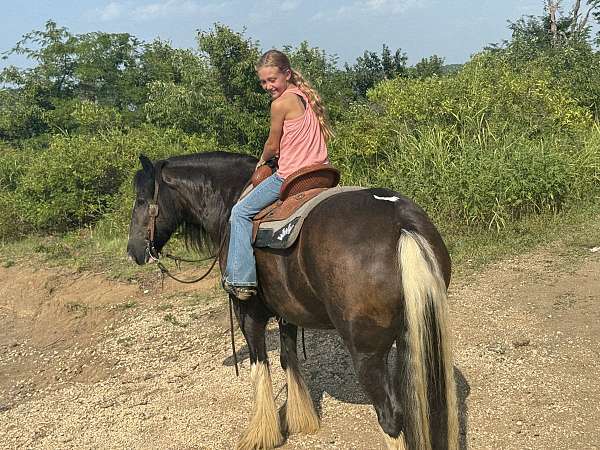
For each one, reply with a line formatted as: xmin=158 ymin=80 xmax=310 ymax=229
xmin=577 ymin=4 xmax=597 ymax=31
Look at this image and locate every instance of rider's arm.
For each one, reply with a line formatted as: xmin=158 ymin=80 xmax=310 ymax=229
xmin=258 ymin=98 xmax=287 ymax=166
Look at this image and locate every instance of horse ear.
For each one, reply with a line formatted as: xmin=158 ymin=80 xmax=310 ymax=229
xmin=139 ymin=154 xmax=154 ymax=174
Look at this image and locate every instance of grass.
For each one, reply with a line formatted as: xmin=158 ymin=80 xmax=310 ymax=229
xmin=65 ymin=302 xmax=88 ymax=318
xmin=164 ymin=313 xmax=187 ymax=327
xmin=114 ymin=299 xmax=138 ymax=310
xmin=0 ymin=223 xmax=212 ymax=284
xmin=443 ymin=200 xmax=600 ymax=278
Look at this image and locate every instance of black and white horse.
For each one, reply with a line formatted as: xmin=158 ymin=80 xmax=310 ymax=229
xmin=127 ymin=152 xmax=458 ymax=450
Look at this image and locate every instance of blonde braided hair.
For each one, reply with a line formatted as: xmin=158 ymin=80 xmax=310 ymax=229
xmin=257 ymin=49 xmax=334 ymax=142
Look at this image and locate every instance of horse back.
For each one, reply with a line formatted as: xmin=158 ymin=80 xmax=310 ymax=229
xmin=255 ymin=188 xmax=451 ymax=329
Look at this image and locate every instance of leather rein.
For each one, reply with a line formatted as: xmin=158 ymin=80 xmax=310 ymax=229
xmin=143 ymin=162 xmax=306 ymax=376
xmin=144 ymin=169 xmax=223 ymax=284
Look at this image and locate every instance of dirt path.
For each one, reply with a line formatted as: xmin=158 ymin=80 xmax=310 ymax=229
xmin=0 ymin=237 xmax=599 ymax=449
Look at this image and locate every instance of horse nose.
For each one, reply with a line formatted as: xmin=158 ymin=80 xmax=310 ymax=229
xmin=128 ymin=254 xmax=135 ymax=263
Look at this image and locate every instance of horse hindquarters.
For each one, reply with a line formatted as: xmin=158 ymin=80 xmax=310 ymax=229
xmin=329 ymin=229 xmax=458 ymax=450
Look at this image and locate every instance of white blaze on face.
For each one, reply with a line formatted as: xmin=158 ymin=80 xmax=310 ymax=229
xmin=373 ymin=195 xmax=400 ymax=202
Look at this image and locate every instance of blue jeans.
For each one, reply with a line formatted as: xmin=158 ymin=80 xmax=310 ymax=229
xmin=224 ymin=173 xmax=284 ymax=286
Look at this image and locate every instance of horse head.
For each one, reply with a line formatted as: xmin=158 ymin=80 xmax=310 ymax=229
xmin=127 ymin=154 xmax=179 ymax=265
xmin=127 ymin=152 xmax=256 ymax=265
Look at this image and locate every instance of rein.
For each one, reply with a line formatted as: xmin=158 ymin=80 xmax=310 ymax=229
xmin=143 ymin=162 xmax=306 ymax=377
xmin=143 ymin=164 xmax=239 ymax=375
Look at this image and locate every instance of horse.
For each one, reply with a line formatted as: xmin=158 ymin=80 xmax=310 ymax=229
xmin=127 ymin=151 xmax=458 ymax=450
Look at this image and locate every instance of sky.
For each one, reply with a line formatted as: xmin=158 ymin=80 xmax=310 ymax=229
xmin=0 ymin=0 xmax=544 ymax=70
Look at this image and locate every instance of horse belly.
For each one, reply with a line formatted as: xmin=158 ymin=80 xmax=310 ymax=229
xmin=256 ymin=250 xmax=335 ymax=329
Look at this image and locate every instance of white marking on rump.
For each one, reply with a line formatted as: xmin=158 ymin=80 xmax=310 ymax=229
xmin=374 ymin=195 xmax=400 ymax=202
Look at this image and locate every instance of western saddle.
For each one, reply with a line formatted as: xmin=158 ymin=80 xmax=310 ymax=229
xmin=249 ymin=164 xmax=341 ymax=243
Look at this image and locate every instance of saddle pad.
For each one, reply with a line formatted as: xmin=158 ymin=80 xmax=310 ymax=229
xmin=254 ymin=186 xmax=365 ymax=249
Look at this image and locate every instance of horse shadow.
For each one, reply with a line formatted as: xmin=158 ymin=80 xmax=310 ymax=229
xmin=223 ymin=327 xmax=471 ymax=449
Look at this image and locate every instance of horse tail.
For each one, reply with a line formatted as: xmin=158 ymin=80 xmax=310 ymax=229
xmin=398 ymin=230 xmax=458 ymax=450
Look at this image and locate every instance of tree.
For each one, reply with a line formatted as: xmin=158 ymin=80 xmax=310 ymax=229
xmin=486 ymin=2 xmax=600 ymax=116
xmin=345 ymin=44 xmax=407 ymax=98
xmin=412 ymin=55 xmax=445 ymax=78
xmin=197 ymin=24 xmax=263 ymax=109
xmin=283 ymin=41 xmax=352 ymax=123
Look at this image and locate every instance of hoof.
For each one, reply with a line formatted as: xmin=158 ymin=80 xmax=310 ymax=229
xmin=284 ymin=368 xmax=320 ymax=434
xmin=382 ymin=431 xmax=407 ymax=450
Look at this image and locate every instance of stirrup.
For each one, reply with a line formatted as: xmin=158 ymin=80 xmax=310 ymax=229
xmin=222 ymin=279 xmax=257 ymax=301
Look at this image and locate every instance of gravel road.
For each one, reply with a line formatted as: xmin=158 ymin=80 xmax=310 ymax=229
xmin=0 ymin=236 xmax=598 ymax=449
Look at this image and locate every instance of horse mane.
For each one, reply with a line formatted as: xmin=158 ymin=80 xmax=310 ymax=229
xmin=134 ymin=151 xmax=257 ymax=254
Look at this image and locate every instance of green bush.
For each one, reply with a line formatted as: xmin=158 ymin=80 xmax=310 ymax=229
xmin=331 ymin=52 xmax=600 ymax=229
xmin=0 ymin=190 xmax=31 ymax=240
xmin=332 ymin=123 xmax=600 ymax=229
xmin=366 ymin=52 xmax=592 ymax=138
xmin=4 ymin=126 xmax=216 ymax=233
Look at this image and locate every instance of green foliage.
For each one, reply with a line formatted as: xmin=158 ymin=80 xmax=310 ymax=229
xmin=2 ymin=16 xmax=600 ymax=245
xmin=334 ymin=121 xmax=600 ymax=229
xmin=345 ymin=44 xmax=408 ymax=98
xmin=0 ymin=21 xmax=192 ymax=139
xmin=488 ymin=8 xmax=600 ymax=115
xmin=0 ymin=89 xmax=45 ymax=139
xmin=145 ymin=24 xmax=270 ymax=150
xmin=284 ymin=41 xmax=353 ymax=124
xmin=332 ymin=51 xmax=600 ymax=229
xmin=367 ymin=52 xmax=592 ymax=137
xmin=411 ymin=55 xmax=445 ymax=79
xmin=197 ymin=24 xmax=263 ymax=107
xmin=0 ymin=126 xmax=215 ymax=235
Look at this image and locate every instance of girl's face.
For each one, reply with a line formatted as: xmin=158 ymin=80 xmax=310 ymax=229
xmin=257 ymin=66 xmax=291 ymax=100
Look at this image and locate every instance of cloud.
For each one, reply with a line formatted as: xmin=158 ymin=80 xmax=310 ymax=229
xmin=133 ymin=0 xmax=203 ymax=20
xmin=99 ymin=2 xmax=125 ymax=21
xmin=245 ymin=0 xmax=300 ymax=24
xmin=280 ymin=0 xmax=299 ymax=12
xmin=313 ymin=0 xmax=426 ymax=22
xmin=94 ymin=0 xmax=227 ymax=22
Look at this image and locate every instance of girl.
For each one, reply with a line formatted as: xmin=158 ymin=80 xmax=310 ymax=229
xmin=222 ymin=49 xmax=334 ymax=300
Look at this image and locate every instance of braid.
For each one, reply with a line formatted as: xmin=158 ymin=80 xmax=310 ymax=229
xmin=290 ymin=69 xmax=334 ymax=142
xmin=257 ymin=49 xmax=334 ymax=142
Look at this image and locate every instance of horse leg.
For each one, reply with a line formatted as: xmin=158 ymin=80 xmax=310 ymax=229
xmin=348 ymin=344 xmax=407 ymax=450
xmin=278 ymin=321 xmax=320 ymax=434
xmin=233 ymin=300 xmax=283 ymax=450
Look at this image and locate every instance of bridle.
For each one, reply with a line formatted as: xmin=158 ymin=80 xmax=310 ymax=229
xmin=143 ymin=164 xmax=223 ymax=284
xmin=144 ymin=172 xmax=161 ymax=263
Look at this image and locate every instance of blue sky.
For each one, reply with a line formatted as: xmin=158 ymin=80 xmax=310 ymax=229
xmin=1 ymin=0 xmax=543 ymax=70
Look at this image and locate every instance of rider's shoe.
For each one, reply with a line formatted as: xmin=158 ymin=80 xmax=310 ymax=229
xmin=222 ymin=279 xmax=257 ymax=301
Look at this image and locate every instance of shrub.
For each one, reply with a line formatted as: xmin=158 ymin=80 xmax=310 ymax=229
xmin=11 ymin=125 xmax=216 ymax=232
xmin=331 ymin=64 xmax=600 ymax=230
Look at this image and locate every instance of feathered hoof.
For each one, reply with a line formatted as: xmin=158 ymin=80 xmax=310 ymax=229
xmin=285 ymin=403 xmax=320 ymax=435
xmin=237 ymin=362 xmax=284 ymax=449
xmin=235 ymin=426 xmax=284 ymax=450
xmin=284 ymin=368 xmax=320 ymax=435
xmin=382 ymin=431 xmax=407 ymax=450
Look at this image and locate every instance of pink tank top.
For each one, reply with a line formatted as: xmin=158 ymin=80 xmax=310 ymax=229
xmin=277 ymin=86 xmax=329 ymax=179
